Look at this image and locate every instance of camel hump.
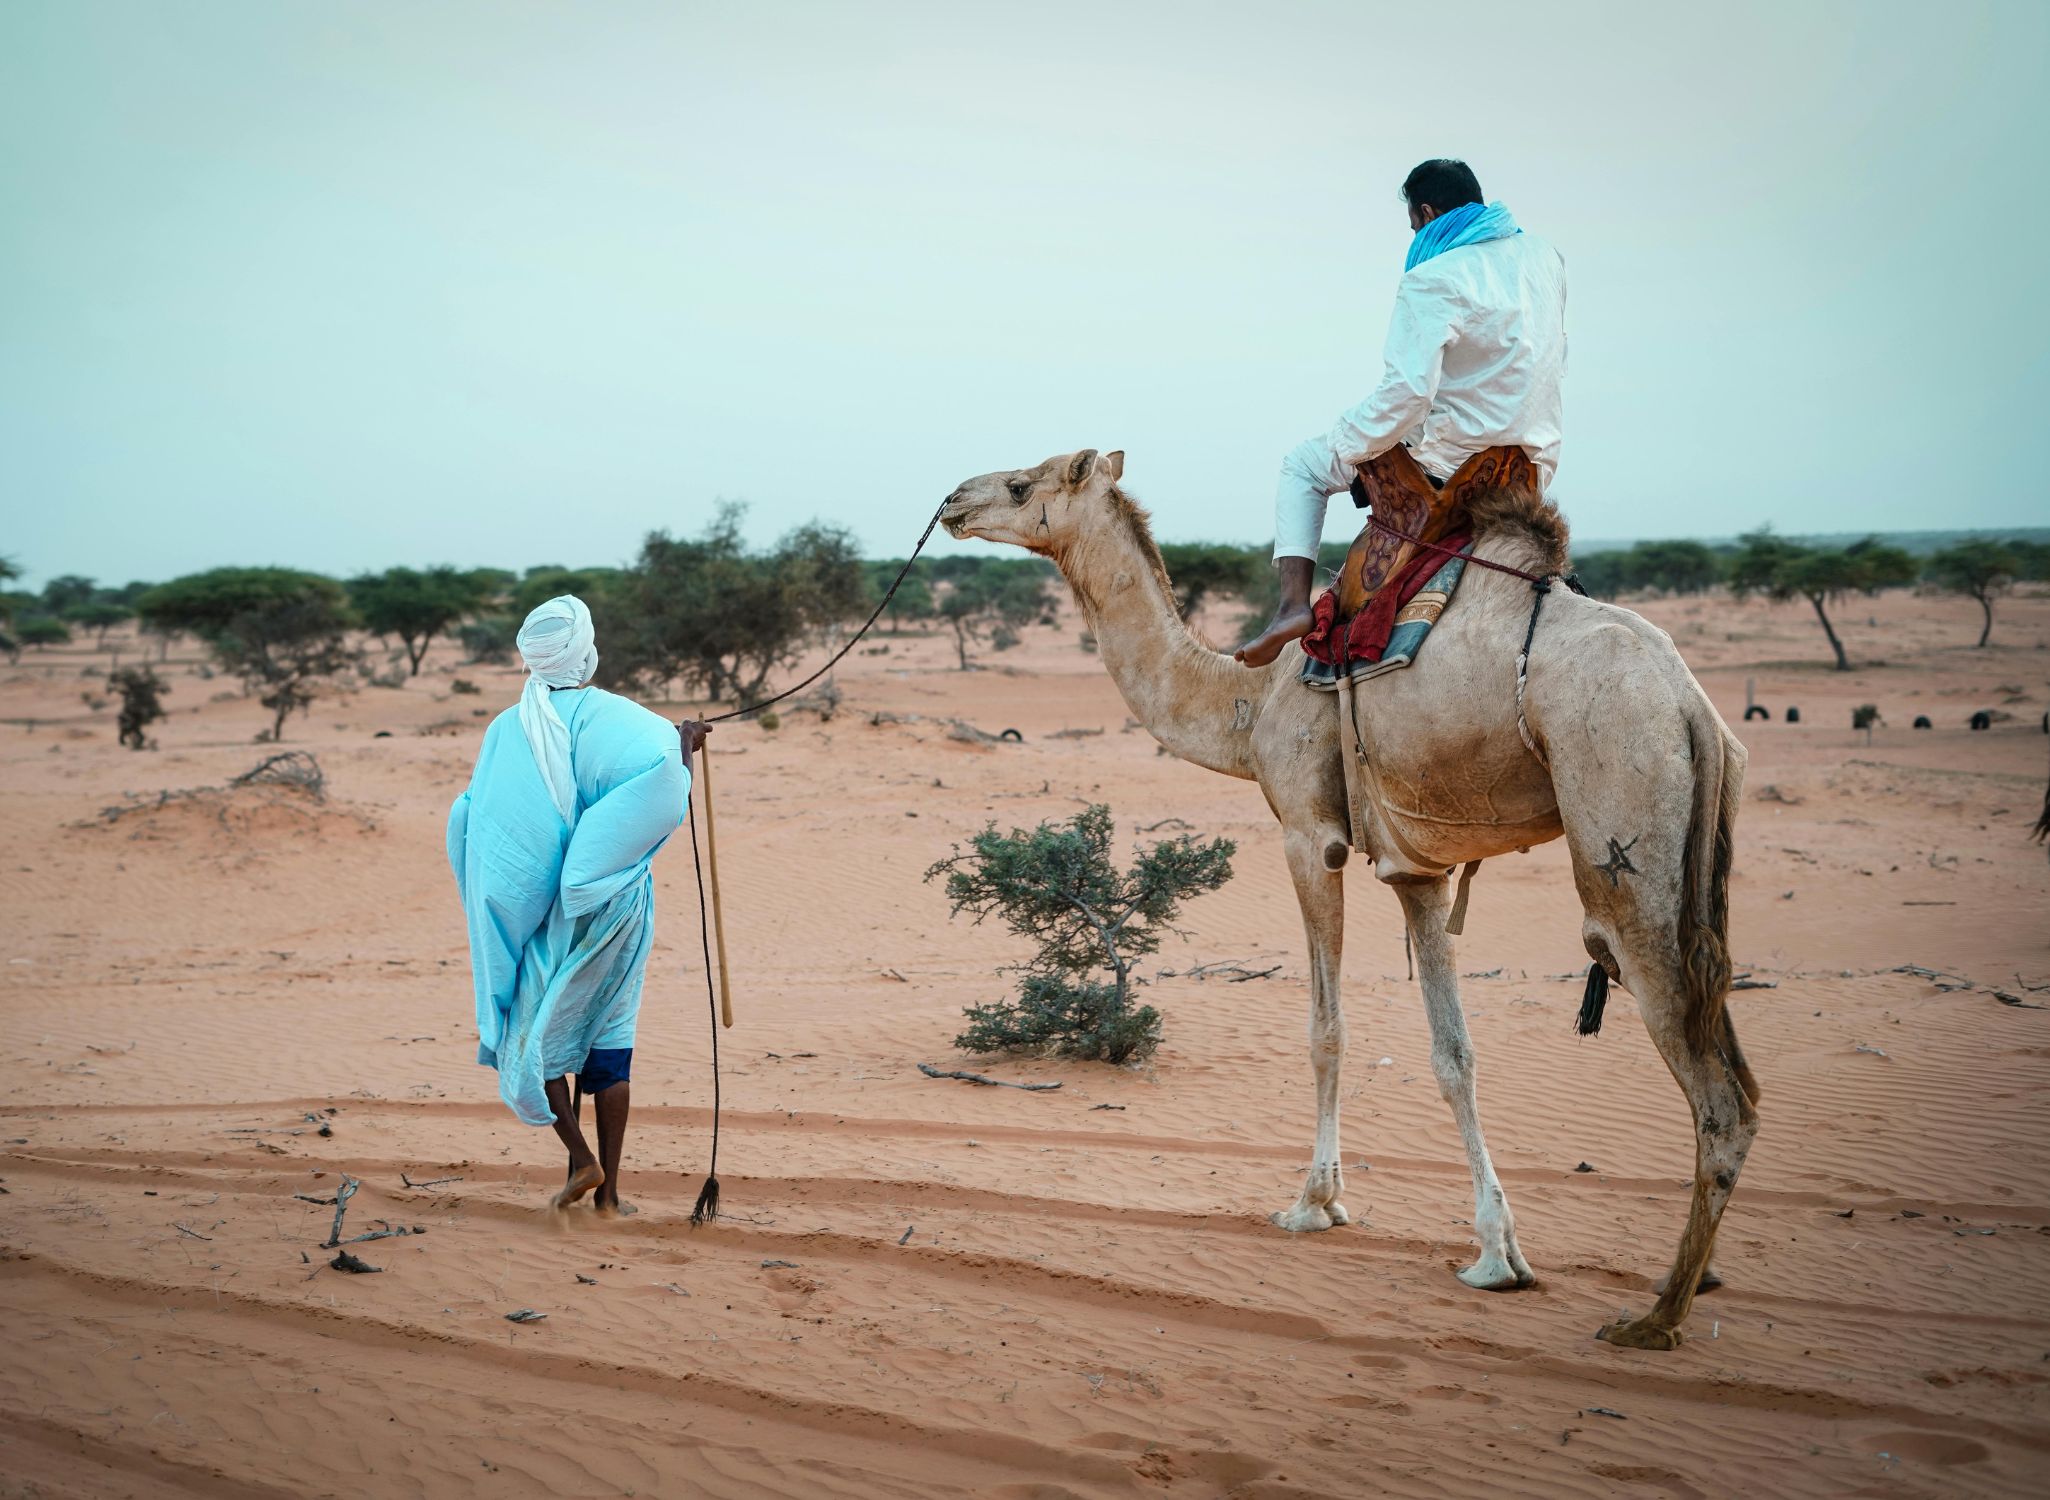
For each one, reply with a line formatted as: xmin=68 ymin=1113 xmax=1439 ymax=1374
xmin=1448 ymin=446 xmax=1569 ymax=575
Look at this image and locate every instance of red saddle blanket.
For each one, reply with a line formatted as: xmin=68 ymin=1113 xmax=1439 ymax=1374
xmin=1300 ymin=531 xmax=1471 ymax=667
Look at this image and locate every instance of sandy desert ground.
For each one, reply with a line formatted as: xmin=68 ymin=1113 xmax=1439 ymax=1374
xmin=2 ymin=576 xmax=2047 ymax=1499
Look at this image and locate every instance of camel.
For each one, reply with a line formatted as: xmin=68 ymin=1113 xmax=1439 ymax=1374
xmin=939 ymin=448 xmax=1756 ymax=1350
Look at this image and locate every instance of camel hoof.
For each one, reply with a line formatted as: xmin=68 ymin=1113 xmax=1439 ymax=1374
xmin=1326 ymin=1201 xmax=1351 ymax=1226
xmin=1270 ymin=1205 xmax=1335 ymax=1234
xmin=1596 ymin=1316 xmax=1684 ymax=1351
xmin=1456 ymin=1256 xmax=1536 ymax=1292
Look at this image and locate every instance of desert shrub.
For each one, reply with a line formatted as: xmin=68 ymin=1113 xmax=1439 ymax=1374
xmin=925 ymin=805 xmax=1235 ymax=1065
xmin=18 ymin=616 xmax=71 ymax=648
xmin=109 ymin=666 xmax=168 ymax=749
xmin=450 ymin=677 xmax=481 ymax=695
xmin=757 ymin=709 xmax=781 ymax=731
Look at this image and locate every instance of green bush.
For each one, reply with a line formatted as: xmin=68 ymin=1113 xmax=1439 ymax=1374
xmin=926 ymin=805 xmax=1234 ymax=1065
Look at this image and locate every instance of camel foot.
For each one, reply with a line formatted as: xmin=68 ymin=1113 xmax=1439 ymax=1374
xmin=1596 ymin=1315 xmax=1684 ymax=1351
xmin=1655 ymin=1262 xmax=1722 ymax=1295
xmin=594 ymin=1197 xmax=638 ymax=1219
xmin=1326 ymin=1200 xmax=1351 ymax=1226
xmin=552 ymin=1162 xmax=604 ymax=1211
xmin=1270 ymin=1203 xmax=1337 ymax=1233
xmin=1456 ymin=1253 xmax=1537 ymax=1292
xmin=1234 ymin=604 xmax=1314 ymax=668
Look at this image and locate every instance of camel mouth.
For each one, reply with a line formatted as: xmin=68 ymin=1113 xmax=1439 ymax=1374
xmin=939 ymin=503 xmax=978 ymax=541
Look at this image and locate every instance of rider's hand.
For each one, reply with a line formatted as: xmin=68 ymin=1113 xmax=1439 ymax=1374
xmin=677 ymin=719 xmax=712 ymax=757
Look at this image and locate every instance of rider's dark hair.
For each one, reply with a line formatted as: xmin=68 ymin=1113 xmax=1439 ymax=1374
xmin=1401 ymin=159 xmax=1483 ymax=215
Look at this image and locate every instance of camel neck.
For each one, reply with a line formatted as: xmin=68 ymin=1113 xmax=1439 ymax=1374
xmin=1053 ymin=518 xmax=1263 ymax=779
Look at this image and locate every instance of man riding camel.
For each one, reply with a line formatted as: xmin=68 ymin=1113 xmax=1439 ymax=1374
xmin=1237 ymin=159 xmax=1567 ymax=667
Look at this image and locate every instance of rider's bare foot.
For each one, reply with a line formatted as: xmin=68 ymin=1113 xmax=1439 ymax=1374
xmin=553 ymin=1161 xmax=604 ymax=1211
xmin=1235 ymin=603 xmax=1315 ymax=667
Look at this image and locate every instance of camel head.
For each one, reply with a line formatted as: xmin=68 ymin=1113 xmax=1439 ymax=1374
xmin=939 ymin=449 xmax=1126 ymax=556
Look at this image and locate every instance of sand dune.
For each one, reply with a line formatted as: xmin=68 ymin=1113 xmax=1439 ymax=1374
xmin=3 ymin=585 xmax=2047 ymax=1497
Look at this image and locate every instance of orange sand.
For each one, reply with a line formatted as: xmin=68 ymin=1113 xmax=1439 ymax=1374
xmin=2 ymin=584 xmax=2047 ymax=1498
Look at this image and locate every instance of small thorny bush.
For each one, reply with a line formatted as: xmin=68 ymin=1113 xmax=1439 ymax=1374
xmin=925 ymin=805 xmax=1235 ymax=1064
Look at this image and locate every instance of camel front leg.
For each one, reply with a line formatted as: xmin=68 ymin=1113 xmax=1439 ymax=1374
xmin=1396 ymin=878 xmax=1535 ymax=1290
xmin=1272 ymin=826 xmax=1350 ymax=1233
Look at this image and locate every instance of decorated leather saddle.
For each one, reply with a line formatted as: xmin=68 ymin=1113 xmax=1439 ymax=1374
xmin=1298 ymin=444 xmax=1541 ymax=686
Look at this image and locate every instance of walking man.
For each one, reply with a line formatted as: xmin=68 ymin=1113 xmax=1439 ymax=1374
xmin=447 ymin=595 xmax=711 ymax=1211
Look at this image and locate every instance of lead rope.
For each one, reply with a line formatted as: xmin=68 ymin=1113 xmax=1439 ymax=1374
xmin=700 ymin=501 xmax=949 ymax=725
xmin=685 ymin=499 xmax=949 ymax=1222
xmin=686 ymin=794 xmax=722 ymax=1224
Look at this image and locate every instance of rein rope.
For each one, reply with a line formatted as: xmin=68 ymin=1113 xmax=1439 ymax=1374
xmin=683 ymin=499 xmax=949 ymax=1223
xmin=700 ymin=501 xmax=950 ymax=725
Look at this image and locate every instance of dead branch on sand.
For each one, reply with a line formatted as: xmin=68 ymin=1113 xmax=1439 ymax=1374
xmin=917 ymin=1063 xmax=1061 ymax=1091
xmin=321 ymin=1175 xmax=360 ymax=1247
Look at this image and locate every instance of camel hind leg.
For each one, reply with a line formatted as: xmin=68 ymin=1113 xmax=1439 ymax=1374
xmin=1595 ymin=973 xmax=1756 ymax=1348
xmin=1545 ymin=659 xmax=1752 ymax=1348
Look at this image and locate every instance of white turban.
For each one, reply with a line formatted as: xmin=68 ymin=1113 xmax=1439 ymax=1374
xmin=516 ymin=595 xmax=598 ymax=823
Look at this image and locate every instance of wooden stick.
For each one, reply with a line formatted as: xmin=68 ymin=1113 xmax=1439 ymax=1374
xmin=700 ymin=745 xmax=734 ymax=1028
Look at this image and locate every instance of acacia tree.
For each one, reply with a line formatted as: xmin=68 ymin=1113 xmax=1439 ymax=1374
xmin=65 ymin=599 xmax=132 ymax=647
xmin=139 ymin=568 xmax=359 ymax=740
xmin=936 ymin=574 xmax=998 ymax=669
xmin=349 ymin=565 xmax=489 ymax=675
xmin=602 ymin=505 xmax=870 ymax=707
xmin=1727 ymin=531 xmax=1916 ymax=671
xmin=39 ymin=574 xmax=97 ymax=615
xmin=1158 ymin=542 xmax=1262 ymax=622
xmin=868 ymin=559 xmax=935 ymax=632
xmin=1926 ymin=540 xmax=2020 ymax=648
xmin=925 ymin=805 xmax=1236 ymax=1065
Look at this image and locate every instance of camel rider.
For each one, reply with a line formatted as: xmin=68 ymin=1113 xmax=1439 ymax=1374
xmin=1236 ymin=159 xmax=1567 ymax=667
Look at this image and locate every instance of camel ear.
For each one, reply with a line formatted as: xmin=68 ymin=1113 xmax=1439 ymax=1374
xmin=1066 ymin=449 xmax=1099 ymax=486
xmin=1102 ymin=450 xmax=1124 ymax=481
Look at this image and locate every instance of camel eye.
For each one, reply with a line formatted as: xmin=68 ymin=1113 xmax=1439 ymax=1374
xmin=1007 ymin=479 xmax=1031 ymax=503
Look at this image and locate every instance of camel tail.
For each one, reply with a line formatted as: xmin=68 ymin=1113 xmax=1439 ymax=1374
xmin=1679 ymin=707 xmax=1757 ymax=1106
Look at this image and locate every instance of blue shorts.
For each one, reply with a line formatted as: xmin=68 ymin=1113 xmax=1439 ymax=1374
xmin=578 ymin=1047 xmax=633 ymax=1095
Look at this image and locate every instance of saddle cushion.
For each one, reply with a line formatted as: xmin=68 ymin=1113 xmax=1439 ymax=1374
xmin=1299 ymin=532 xmax=1471 ymax=685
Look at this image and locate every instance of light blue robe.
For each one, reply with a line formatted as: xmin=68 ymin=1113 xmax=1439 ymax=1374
xmin=446 ymin=687 xmax=690 ymax=1125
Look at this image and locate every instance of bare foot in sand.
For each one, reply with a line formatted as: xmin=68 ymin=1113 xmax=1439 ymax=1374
xmin=553 ymin=1161 xmax=604 ymax=1210
xmin=1235 ymin=603 xmax=1314 ymax=667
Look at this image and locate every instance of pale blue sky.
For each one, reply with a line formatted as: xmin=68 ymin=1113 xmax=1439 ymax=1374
xmin=3 ymin=0 xmax=2045 ymax=590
